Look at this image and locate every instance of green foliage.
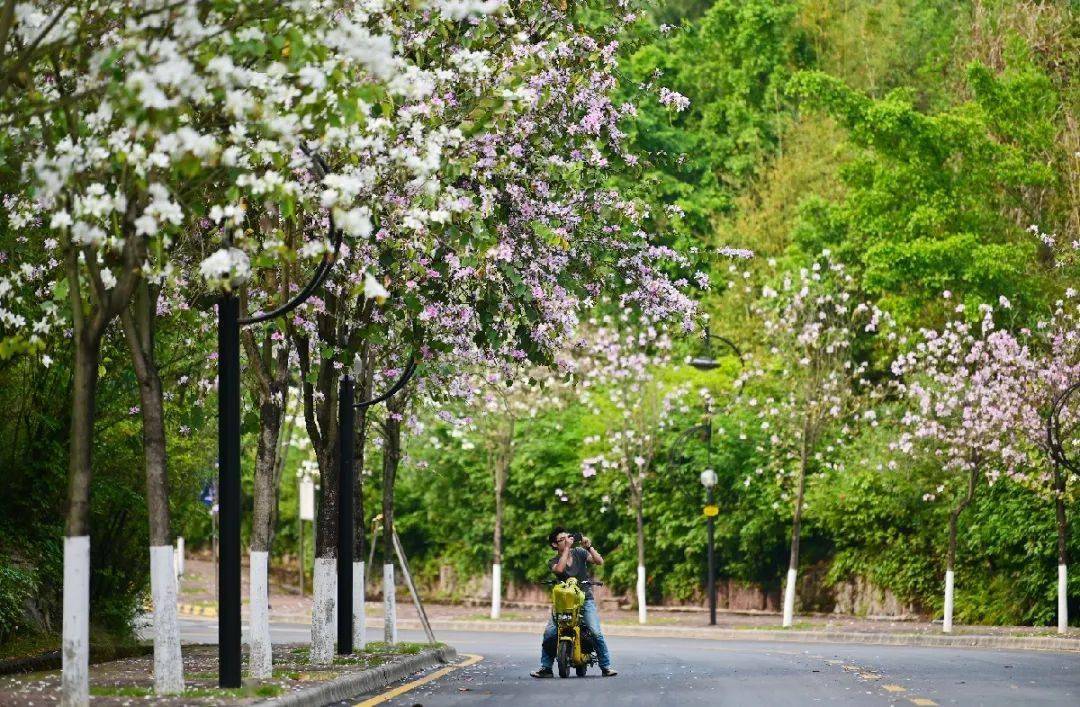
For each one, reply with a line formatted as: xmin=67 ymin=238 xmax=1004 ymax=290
xmin=618 ymin=0 xmax=805 ymax=249
xmin=788 ymin=55 xmax=1059 ymax=322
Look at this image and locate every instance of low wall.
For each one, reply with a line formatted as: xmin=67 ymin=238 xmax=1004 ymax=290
xmin=427 ymin=563 xmax=920 ymax=618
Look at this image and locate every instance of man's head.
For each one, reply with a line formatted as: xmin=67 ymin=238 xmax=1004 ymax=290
xmin=548 ymin=526 xmax=570 ymax=550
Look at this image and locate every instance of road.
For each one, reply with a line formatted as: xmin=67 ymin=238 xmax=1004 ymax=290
xmin=177 ymin=618 xmax=1079 ymax=706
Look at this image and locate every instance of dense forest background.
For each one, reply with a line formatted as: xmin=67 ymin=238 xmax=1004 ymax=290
xmin=2 ymin=0 xmax=1078 ymax=651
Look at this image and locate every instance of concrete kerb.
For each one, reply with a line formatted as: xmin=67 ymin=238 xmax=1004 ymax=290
xmin=263 ymin=646 xmax=458 ymax=706
xmin=356 ymin=618 xmax=1080 ymax=654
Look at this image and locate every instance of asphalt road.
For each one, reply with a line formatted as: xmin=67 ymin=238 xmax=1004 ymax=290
xmin=177 ymin=619 xmax=1079 ymax=706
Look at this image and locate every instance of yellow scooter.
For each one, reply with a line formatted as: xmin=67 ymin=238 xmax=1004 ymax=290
xmin=546 ymin=578 xmax=602 ymax=677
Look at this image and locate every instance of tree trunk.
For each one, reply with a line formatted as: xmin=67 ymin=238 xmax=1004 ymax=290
xmin=247 ymin=393 xmax=282 ymax=677
xmin=491 ymin=420 xmax=512 ymax=620
xmin=292 ymin=331 xmax=342 ymax=664
xmin=122 ymin=283 xmax=183 ymax=694
xmin=268 ymin=399 xmax=294 ymax=555
xmin=783 ymin=434 xmax=809 ymax=628
xmin=632 ymin=482 xmax=646 ymax=625
xmin=352 ymin=356 xmax=372 ymax=648
xmin=382 ymin=393 xmax=405 ymax=644
xmin=944 ymin=466 xmax=979 ymax=633
xmin=309 ymin=369 xmax=339 ymax=665
xmin=62 ymin=328 xmax=100 ymax=707
xmin=1054 ymin=464 xmax=1069 ymax=634
xmin=61 ymin=227 xmax=142 ymax=707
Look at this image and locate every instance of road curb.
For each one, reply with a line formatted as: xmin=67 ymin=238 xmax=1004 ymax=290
xmin=264 ymin=646 xmax=458 ymax=706
xmin=359 ymin=618 xmax=1080 ymax=654
xmin=179 ymin=611 xmax=1078 ymax=654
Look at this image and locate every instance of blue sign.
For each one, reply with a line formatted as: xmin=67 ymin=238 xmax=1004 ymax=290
xmin=200 ymin=481 xmax=216 ymax=508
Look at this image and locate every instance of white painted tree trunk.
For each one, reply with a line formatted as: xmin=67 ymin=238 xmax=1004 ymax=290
xmin=310 ymin=558 xmax=337 ymax=664
xmin=491 ymin=563 xmax=502 ymax=620
xmin=782 ymin=568 xmax=797 ymax=627
xmin=353 ymin=561 xmax=366 ymax=649
xmin=383 ymin=564 xmax=397 ymax=644
xmin=943 ymin=569 xmax=955 ymax=633
xmin=636 ymin=565 xmax=647 ymax=625
xmin=175 ymin=537 xmax=185 ymax=578
xmin=149 ymin=546 xmax=183 ymax=694
xmin=61 ymin=535 xmax=90 ymax=707
xmin=248 ymin=550 xmax=272 ymax=678
xmin=1059 ymin=564 xmax=1068 ymax=634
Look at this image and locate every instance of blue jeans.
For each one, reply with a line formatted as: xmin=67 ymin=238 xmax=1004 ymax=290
xmin=540 ymin=598 xmax=611 ymax=669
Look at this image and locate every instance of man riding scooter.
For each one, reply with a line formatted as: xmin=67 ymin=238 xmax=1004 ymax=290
xmin=530 ymin=527 xmax=617 ymax=678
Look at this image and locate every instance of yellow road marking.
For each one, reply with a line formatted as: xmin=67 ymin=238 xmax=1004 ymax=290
xmin=909 ymin=699 xmax=938 ymax=706
xmin=883 ymin=684 xmax=906 ymax=693
xmin=355 ymin=653 xmax=483 ymax=706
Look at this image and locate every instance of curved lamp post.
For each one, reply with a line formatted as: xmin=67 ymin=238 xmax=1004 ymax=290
xmin=336 ymin=354 xmax=418 ymax=654
xmin=671 ymin=327 xmax=743 ymax=626
xmin=217 ymin=146 xmax=340 ymax=687
xmin=1047 ymin=380 xmax=1079 ymax=634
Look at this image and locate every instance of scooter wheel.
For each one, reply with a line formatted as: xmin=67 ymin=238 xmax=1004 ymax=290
xmin=556 ymin=642 xmax=571 ymax=678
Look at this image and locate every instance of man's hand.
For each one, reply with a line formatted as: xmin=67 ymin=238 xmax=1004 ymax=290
xmin=580 ymin=536 xmax=592 ymax=550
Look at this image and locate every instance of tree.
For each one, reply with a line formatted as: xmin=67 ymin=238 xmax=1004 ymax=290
xmin=789 ymin=60 xmax=1061 ymax=323
xmin=1013 ymin=296 xmax=1080 ymax=633
xmin=742 ymin=254 xmax=888 ymax=626
xmin=458 ymin=365 xmax=575 ymax=618
xmin=579 ymin=320 xmax=686 ymax=624
xmin=280 ymin=0 xmax=697 ymax=654
xmin=891 ymin=301 xmax=1033 ymax=632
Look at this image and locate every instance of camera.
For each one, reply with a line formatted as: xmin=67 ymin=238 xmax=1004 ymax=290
xmin=570 ymin=531 xmax=583 ymax=543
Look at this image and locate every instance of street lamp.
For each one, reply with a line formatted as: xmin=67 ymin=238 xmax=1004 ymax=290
xmin=336 ymin=355 xmax=417 ymax=655
xmin=700 ymin=467 xmax=718 ymax=626
xmin=689 ymin=326 xmax=743 ymax=371
xmin=217 ymin=146 xmax=339 ymax=687
xmin=671 ymin=326 xmax=742 ymax=626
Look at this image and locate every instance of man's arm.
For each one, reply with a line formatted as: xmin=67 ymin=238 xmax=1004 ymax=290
xmin=581 ymin=537 xmax=604 ymax=566
xmin=552 ymin=541 xmax=573 ymax=573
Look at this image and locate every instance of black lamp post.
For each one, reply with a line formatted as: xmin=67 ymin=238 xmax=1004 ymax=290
xmin=683 ymin=325 xmax=743 ymax=626
xmin=217 ymin=148 xmax=339 ymax=687
xmin=336 ymin=355 xmax=417 ymax=654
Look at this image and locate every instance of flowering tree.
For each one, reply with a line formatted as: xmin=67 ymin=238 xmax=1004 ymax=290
xmin=742 ymin=255 xmax=889 ymax=627
xmin=891 ymin=302 xmax=1033 ymax=633
xmin=276 ymin=0 xmax=697 ymax=654
xmin=579 ymin=320 xmax=687 ymax=624
xmin=453 ymin=364 xmax=576 ymax=618
xmin=1013 ymin=296 xmax=1080 ymax=633
xmin=2 ymin=0 xmax=537 ymax=694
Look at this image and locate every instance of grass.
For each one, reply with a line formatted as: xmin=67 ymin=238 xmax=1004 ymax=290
xmin=362 ymin=641 xmax=441 ymax=655
xmin=90 ymin=683 xmax=283 ymax=699
xmin=0 ymin=632 xmax=58 ymax=661
xmin=737 ymin=621 xmax=816 ymax=631
xmin=1 ymin=627 xmax=143 ymax=662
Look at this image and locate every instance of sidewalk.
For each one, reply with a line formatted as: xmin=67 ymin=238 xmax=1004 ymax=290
xmin=0 ymin=641 xmax=456 ymax=706
xmin=179 ymin=558 xmax=1080 ymax=651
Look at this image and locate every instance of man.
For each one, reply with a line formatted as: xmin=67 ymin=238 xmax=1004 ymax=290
xmin=530 ymin=526 xmax=617 ymax=677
